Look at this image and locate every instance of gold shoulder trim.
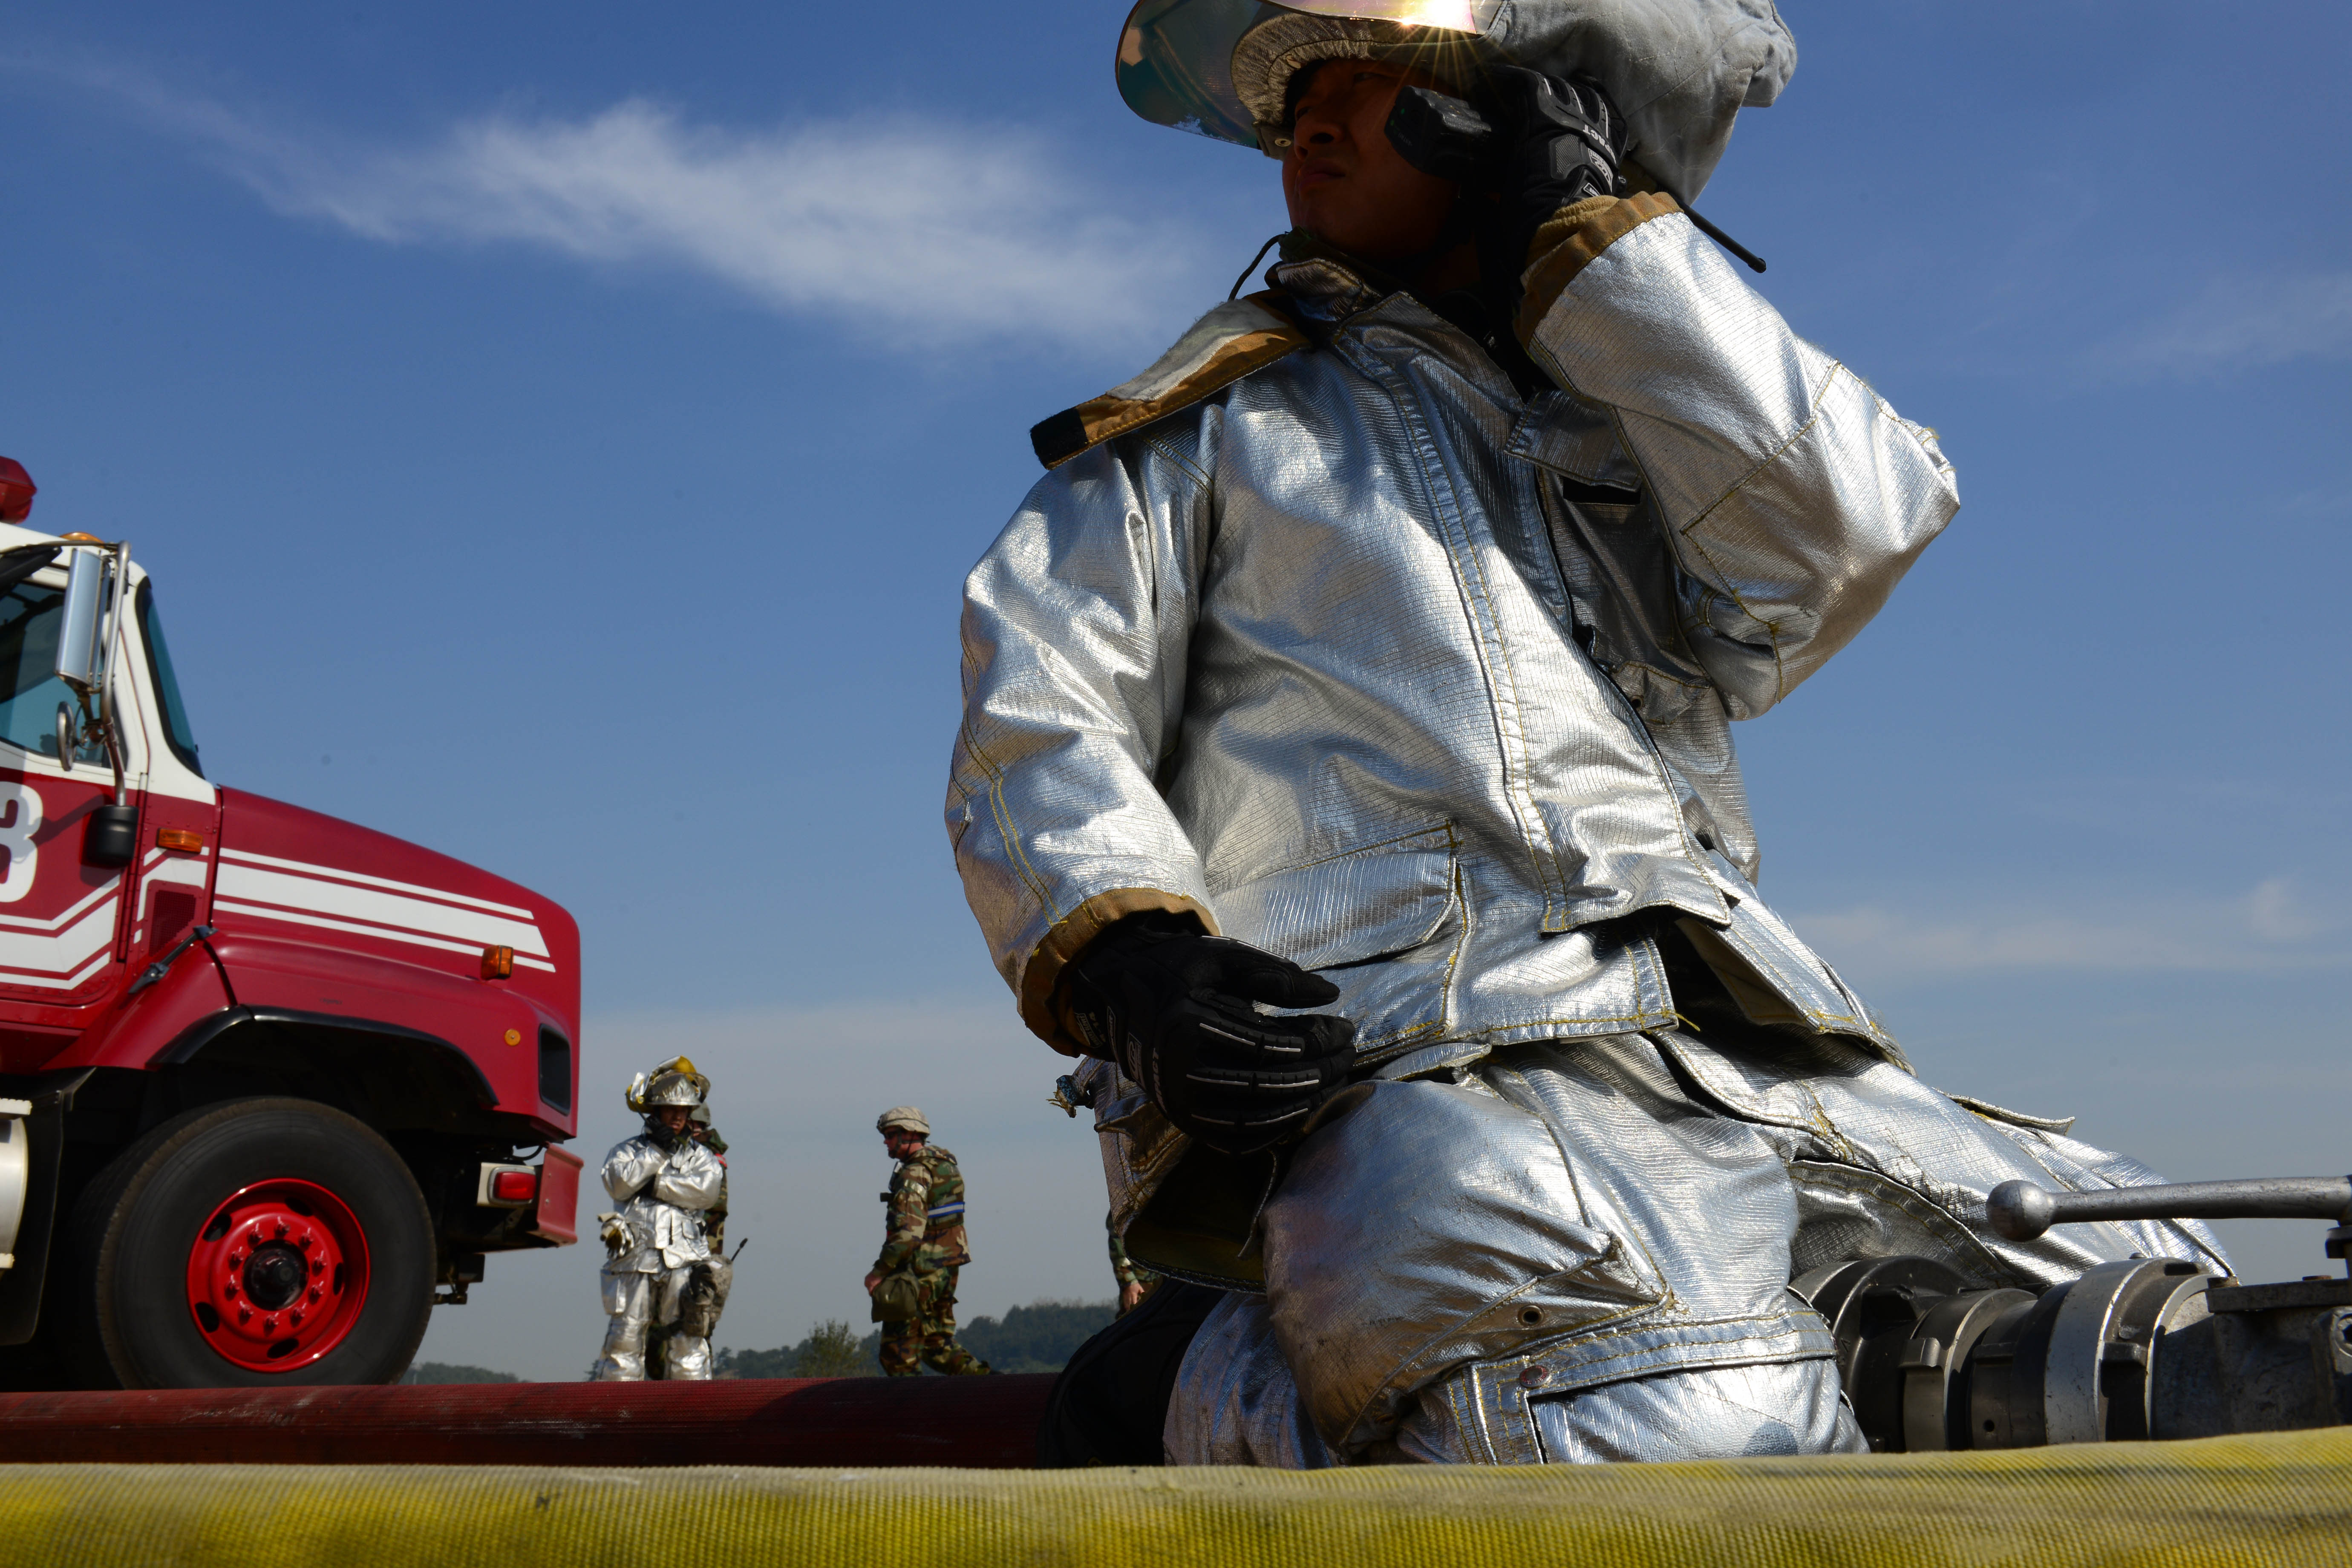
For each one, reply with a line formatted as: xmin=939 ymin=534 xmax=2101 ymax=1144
xmin=1029 ymin=292 xmax=1307 ymax=470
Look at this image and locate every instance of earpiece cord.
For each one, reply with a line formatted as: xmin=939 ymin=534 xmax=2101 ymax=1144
xmin=1228 ymin=233 xmax=1287 ymax=300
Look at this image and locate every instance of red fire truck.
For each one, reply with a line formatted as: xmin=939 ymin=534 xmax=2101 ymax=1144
xmin=0 ymin=458 xmax=580 ymax=1390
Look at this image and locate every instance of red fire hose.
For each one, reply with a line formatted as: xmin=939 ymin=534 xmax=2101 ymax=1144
xmin=0 ymin=1375 xmax=1054 ymax=1467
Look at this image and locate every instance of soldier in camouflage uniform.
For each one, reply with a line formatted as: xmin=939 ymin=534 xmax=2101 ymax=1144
xmin=1106 ymin=1211 xmax=1160 ymax=1317
xmin=863 ymin=1107 xmax=992 ymax=1377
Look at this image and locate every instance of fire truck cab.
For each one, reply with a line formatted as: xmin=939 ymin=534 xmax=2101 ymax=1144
xmin=0 ymin=467 xmax=580 ymax=1390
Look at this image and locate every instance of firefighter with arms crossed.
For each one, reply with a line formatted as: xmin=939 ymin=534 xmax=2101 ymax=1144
xmin=950 ymin=0 xmax=2222 ymax=1464
xmin=590 ymin=1064 xmax=730 ymax=1381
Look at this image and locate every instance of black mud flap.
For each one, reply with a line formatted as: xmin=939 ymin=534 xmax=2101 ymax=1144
xmin=0 ymin=1074 xmax=87 ymax=1346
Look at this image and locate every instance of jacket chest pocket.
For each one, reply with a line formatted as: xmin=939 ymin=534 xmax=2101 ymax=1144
xmin=1208 ymin=824 xmax=1457 ymax=971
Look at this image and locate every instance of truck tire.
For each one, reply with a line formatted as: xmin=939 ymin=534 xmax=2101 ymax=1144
xmin=66 ymin=1098 xmax=434 ymax=1389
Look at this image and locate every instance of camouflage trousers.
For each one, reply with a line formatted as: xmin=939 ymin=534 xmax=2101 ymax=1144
xmin=878 ymin=1265 xmax=991 ymax=1377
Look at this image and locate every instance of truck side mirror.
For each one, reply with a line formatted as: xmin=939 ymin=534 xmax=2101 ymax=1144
xmin=50 ymin=542 xmax=136 ymax=824
xmin=54 ymin=547 xmax=108 ymax=698
xmin=83 ymin=801 xmax=139 ymax=868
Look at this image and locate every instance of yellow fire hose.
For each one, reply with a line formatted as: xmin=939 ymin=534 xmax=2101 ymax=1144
xmin=4 ymin=1429 xmax=2348 ymax=1568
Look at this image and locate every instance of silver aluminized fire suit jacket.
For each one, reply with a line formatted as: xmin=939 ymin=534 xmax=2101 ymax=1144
xmin=590 ymin=1129 xmax=728 ymax=1382
xmin=951 ymin=194 xmax=1957 ymax=1092
xmin=600 ymin=1133 xmax=724 ymax=1273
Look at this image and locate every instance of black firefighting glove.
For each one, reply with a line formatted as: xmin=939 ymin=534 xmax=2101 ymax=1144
xmin=1059 ymin=913 xmax=1356 ymax=1157
xmin=1485 ymin=65 xmax=1629 ymax=261
xmin=1384 ymin=67 xmax=1628 ymax=345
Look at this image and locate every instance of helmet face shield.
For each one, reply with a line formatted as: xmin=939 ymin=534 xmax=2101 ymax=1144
xmin=1117 ymin=0 xmax=1502 ymax=152
xmin=627 ymin=1059 xmax=711 ymax=1113
xmin=641 ymin=1072 xmax=705 ymax=1110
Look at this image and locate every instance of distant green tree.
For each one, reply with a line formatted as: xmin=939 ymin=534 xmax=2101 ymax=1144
xmin=717 ymin=1320 xmax=884 ymax=1379
xmin=795 ymin=1318 xmax=876 ymax=1377
xmin=954 ymin=1300 xmax=1115 ymax=1374
xmin=712 ymin=1344 xmax=798 ymax=1379
xmin=716 ymin=1299 xmax=1118 ymax=1379
xmin=402 ymin=1361 xmax=521 ymax=1384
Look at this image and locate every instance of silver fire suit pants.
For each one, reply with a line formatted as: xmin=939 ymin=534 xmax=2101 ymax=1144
xmin=1167 ymin=1029 xmax=2226 ymax=1466
xmin=591 ymin=1263 xmax=711 ymax=1381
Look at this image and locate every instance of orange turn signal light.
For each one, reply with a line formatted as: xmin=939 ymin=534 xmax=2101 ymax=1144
xmin=480 ymin=945 xmax=514 ymax=980
xmin=156 ymin=828 xmax=204 ymax=853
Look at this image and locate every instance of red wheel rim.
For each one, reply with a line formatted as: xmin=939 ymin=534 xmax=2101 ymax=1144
xmin=183 ymin=1179 xmax=371 ymax=1372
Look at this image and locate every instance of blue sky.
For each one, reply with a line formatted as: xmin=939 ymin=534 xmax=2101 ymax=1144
xmin=4 ymin=3 xmax=2347 ymax=1378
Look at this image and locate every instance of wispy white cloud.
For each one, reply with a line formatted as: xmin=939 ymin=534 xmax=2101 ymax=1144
xmin=1794 ymin=876 xmax=2347 ymax=984
xmin=33 ymin=59 xmax=1222 ymax=357
xmin=2103 ymin=270 xmax=2352 ymax=377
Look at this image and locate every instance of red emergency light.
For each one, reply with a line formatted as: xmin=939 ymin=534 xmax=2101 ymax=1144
xmin=0 ymin=458 xmax=34 ymax=525
xmin=489 ymin=1169 xmax=538 ymax=1204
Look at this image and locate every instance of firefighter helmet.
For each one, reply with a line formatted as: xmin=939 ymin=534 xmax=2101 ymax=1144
xmin=626 ymin=1055 xmax=710 ymax=1113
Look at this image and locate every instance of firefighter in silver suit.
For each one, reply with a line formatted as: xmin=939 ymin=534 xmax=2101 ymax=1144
xmin=589 ymin=1066 xmax=728 ymax=1381
xmin=951 ymin=0 xmax=2225 ymax=1466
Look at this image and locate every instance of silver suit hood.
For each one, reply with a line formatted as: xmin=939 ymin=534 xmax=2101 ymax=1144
xmin=1116 ymin=0 xmax=1796 ymax=199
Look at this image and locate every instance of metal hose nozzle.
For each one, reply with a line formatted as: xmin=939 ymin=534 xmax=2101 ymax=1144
xmin=1987 ymin=1176 xmax=2352 ymax=1242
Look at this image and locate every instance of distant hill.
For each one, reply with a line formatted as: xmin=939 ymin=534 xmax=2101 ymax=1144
xmin=402 ymin=1360 xmax=522 ymax=1384
xmin=717 ymin=1298 xmax=1116 ymax=1378
xmin=959 ymin=1300 xmax=1115 ymax=1374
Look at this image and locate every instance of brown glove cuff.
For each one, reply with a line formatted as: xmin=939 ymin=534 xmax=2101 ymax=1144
xmin=1020 ymin=889 xmax=1217 ymax=1054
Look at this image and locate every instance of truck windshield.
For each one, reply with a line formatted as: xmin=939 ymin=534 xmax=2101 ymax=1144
xmin=137 ymin=580 xmax=202 ymax=776
xmin=0 ymin=581 xmax=109 ymax=766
